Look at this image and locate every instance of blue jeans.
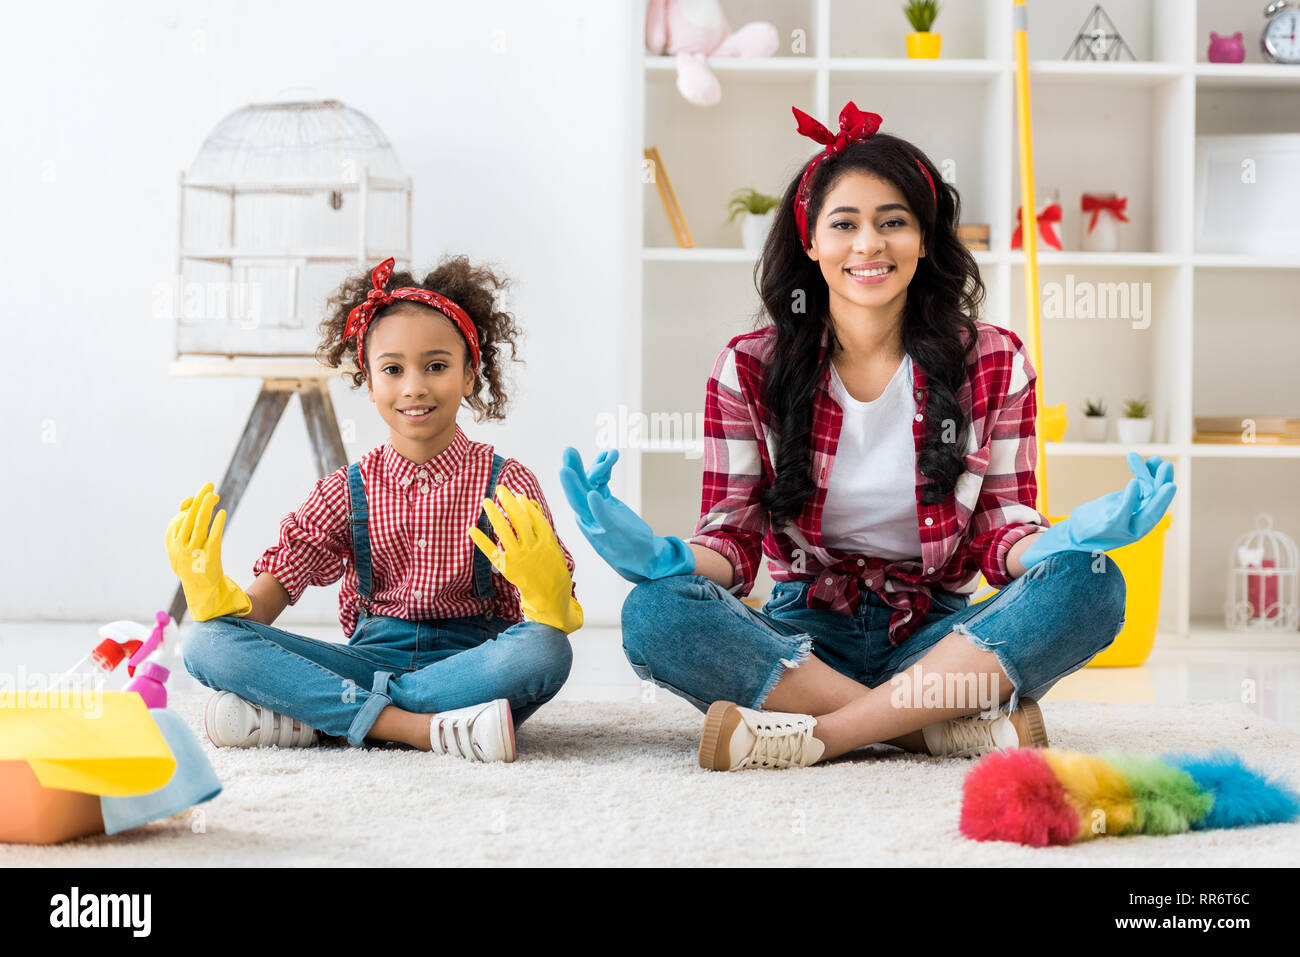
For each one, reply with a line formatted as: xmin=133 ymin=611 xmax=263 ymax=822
xmin=183 ymin=612 xmax=573 ymax=747
xmin=621 ymin=549 xmax=1126 ymax=717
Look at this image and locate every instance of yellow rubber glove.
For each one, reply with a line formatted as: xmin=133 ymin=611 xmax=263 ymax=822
xmin=469 ymin=485 xmax=583 ymax=634
xmin=165 ymin=482 xmax=251 ymax=622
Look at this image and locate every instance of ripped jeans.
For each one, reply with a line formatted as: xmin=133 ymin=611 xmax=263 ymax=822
xmin=620 ymin=549 xmax=1127 ymax=716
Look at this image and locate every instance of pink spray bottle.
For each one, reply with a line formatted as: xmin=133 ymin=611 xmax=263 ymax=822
xmin=120 ymin=611 xmax=177 ymax=709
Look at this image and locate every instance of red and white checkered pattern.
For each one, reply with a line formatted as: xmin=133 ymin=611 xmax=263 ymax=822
xmin=253 ymin=425 xmax=575 ymax=638
xmin=690 ymin=321 xmax=1051 ymax=648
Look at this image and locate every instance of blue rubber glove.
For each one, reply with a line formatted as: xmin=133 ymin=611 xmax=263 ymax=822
xmin=1021 ymin=452 xmax=1176 ymax=569
xmin=558 ymin=447 xmax=696 ymax=583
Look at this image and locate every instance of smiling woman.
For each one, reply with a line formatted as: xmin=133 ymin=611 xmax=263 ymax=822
xmin=559 ymin=101 xmax=1169 ymax=774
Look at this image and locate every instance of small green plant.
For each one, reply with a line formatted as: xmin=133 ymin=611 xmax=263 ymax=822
xmin=1122 ymin=397 xmax=1150 ymax=419
xmin=725 ymin=187 xmax=781 ymax=225
xmin=1083 ymin=397 xmax=1107 ymax=417
xmin=903 ymin=0 xmax=942 ymax=32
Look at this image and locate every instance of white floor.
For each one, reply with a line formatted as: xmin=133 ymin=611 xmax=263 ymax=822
xmin=3 ymin=620 xmax=1299 ymax=732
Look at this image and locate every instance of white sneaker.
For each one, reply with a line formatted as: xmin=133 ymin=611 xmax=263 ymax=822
xmin=920 ymin=697 xmax=1048 ymax=758
xmin=429 ymin=699 xmax=516 ymax=763
xmin=203 ymin=691 xmax=318 ymax=748
xmin=698 ymin=701 xmax=826 ymax=771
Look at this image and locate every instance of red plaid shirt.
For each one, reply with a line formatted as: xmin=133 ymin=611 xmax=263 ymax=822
xmin=253 ymin=425 xmax=576 ymax=638
xmin=689 ymin=321 xmax=1051 ymax=647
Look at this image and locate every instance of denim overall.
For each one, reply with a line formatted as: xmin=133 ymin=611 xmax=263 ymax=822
xmin=345 ymin=453 xmax=506 ymax=627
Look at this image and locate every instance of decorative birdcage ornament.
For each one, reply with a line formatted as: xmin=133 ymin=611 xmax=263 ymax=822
xmin=173 ymin=99 xmax=412 ymax=358
xmin=1224 ymin=513 xmax=1299 ymax=633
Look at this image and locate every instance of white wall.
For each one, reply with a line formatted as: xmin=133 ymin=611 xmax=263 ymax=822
xmin=0 ymin=0 xmax=639 ymax=626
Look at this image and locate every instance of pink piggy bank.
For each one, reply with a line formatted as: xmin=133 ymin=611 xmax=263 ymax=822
xmin=1208 ymin=31 xmax=1245 ymax=63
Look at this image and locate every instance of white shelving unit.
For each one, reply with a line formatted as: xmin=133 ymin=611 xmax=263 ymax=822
xmin=627 ymin=0 xmax=1300 ymax=645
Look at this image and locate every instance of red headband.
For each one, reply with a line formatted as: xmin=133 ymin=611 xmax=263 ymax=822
xmin=792 ymin=101 xmax=937 ymax=250
xmin=344 ymin=257 xmax=481 ymax=376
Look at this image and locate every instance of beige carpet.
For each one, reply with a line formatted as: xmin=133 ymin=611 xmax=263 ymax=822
xmin=3 ymin=693 xmax=1298 ymax=866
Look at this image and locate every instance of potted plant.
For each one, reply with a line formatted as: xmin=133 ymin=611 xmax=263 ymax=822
xmin=1116 ymin=397 xmax=1154 ymax=444
xmin=903 ymin=0 xmax=942 ymax=58
xmin=726 ymin=187 xmax=780 ymax=250
xmin=1082 ymin=397 xmax=1108 ymax=442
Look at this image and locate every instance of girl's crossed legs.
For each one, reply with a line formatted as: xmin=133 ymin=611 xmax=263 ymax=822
xmin=183 ymin=613 xmax=572 ymax=749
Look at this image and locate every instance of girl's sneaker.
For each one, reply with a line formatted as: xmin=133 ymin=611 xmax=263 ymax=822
xmin=429 ymin=699 xmax=516 ymax=763
xmin=203 ymin=691 xmax=319 ymax=748
xmin=698 ymin=701 xmax=826 ymax=771
xmin=920 ymin=697 xmax=1048 ymax=758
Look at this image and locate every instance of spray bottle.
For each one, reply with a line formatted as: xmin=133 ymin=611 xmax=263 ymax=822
xmin=119 ymin=611 xmax=177 ymax=709
xmin=50 ymin=638 xmax=129 ymax=693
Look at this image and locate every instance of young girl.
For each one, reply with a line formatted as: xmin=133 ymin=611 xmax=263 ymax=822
xmin=560 ymin=101 xmax=1176 ymax=771
xmin=170 ymin=256 xmax=582 ymax=763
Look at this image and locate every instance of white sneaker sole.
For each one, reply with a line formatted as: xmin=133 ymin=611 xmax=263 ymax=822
xmin=430 ymin=699 xmax=517 ymax=762
xmin=699 ymin=701 xmax=743 ymax=770
xmin=203 ymin=691 xmax=317 ymax=748
xmin=495 ymin=699 xmax=518 ymax=763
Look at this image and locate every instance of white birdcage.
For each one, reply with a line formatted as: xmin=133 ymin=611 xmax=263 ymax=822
xmin=1224 ymin=513 xmax=1300 ymax=633
xmin=174 ymin=99 xmax=412 ymax=357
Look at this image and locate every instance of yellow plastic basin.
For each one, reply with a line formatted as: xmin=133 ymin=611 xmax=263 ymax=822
xmin=972 ymin=512 xmax=1172 ymax=668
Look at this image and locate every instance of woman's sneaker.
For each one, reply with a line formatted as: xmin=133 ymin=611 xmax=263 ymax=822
xmin=920 ymin=696 xmax=1048 ymax=758
xmin=429 ymin=699 xmax=515 ymax=763
xmin=203 ymin=691 xmax=318 ymax=748
xmin=698 ymin=701 xmax=826 ymax=771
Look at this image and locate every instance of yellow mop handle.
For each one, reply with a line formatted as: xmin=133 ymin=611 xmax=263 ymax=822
xmin=1013 ymin=0 xmax=1049 ymax=517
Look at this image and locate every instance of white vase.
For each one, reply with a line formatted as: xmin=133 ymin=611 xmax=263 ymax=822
xmin=1082 ymin=416 xmax=1108 ymax=441
xmin=1116 ymin=418 xmax=1153 ymax=444
xmin=742 ymin=211 xmax=773 ymax=250
xmin=1080 ymin=191 xmax=1121 ymax=252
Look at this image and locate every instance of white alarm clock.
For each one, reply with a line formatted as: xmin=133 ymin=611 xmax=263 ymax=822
xmin=1262 ymin=1 xmax=1300 ymax=63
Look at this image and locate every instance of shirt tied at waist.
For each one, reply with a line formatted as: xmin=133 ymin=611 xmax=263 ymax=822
xmin=803 ymin=553 xmax=934 ymax=647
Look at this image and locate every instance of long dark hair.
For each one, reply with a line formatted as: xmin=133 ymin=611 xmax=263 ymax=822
xmin=756 ymin=132 xmax=983 ymax=527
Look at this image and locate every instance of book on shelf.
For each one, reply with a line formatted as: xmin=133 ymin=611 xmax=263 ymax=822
xmin=1194 ymin=415 xmax=1300 ymax=435
xmin=1194 ymin=416 xmax=1300 ymax=445
xmin=1193 ymin=432 xmax=1300 ymax=446
xmin=958 ymin=223 xmax=989 ymax=251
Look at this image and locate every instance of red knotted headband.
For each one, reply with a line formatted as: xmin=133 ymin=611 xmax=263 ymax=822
xmin=792 ymin=101 xmax=937 ymax=250
xmin=343 ymin=257 xmax=481 ymax=377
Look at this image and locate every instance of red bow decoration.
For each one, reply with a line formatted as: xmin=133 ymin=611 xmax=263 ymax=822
xmin=1010 ymin=203 xmax=1063 ymax=251
xmin=791 ymin=102 xmax=936 ymax=250
xmin=343 ymin=257 xmax=480 ymax=377
xmin=793 ymin=102 xmax=883 ymax=155
xmin=1080 ymin=194 xmax=1130 ymax=234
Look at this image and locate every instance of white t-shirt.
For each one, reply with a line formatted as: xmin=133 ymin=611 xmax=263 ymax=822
xmin=820 ymin=353 xmax=924 ymax=561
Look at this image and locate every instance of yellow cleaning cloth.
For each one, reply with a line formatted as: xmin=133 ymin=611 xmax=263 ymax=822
xmin=0 ymin=691 xmax=176 ymax=797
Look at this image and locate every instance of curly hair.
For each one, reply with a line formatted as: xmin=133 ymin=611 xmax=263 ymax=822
xmin=316 ymin=256 xmax=523 ymax=421
xmin=755 ymin=132 xmax=984 ymax=527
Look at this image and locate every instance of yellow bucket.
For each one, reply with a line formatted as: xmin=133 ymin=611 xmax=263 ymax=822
xmin=971 ymin=512 xmax=1172 ymax=668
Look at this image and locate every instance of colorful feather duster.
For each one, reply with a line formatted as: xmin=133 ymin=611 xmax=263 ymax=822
xmin=960 ymin=748 xmax=1300 ymax=846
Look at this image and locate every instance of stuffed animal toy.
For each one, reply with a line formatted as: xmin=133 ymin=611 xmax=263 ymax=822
xmin=961 ymin=747 xmax=1299 ymax=846
xmin=646 ymin=0 xmax=780 ymax=106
